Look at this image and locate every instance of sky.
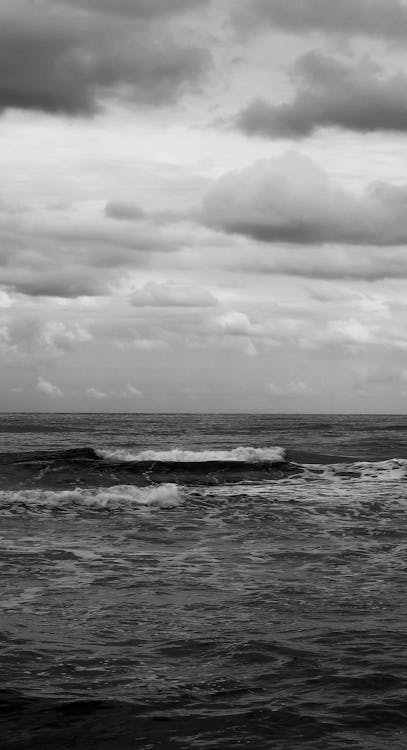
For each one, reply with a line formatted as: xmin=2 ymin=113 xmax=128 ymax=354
xmin=2 ymin=0 xmax=407 ymax=413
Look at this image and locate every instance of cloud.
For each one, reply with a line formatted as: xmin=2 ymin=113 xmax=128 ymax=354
xmin=1 ymin=318 xmax=93 ymax=362
xmin=237 ymin=53 xmax=407 ymax=138
xmin=216 ymin=311 xmax=257 ymax=336
xmin=306 ymin=286 xmax=390 ymax=315
xmin=129 ymin=338 xmax=170 ymax=350
xmin=87 ymin=387 xmax=108 ymax=399
xmin=36 ymin=377 xmax=63 ymax=397
xmin=0 ymin=211 xmax=188 ymax=299
xmin=60 ymin=0 xmax=208 ymax=19
xmin=105 ymin=202 xmax=146 ymax=221
xmin=235 ymin=246 xmax=407 ymax=281
xmin=0 ymin=291 xmax=12 ymax=308
xmin=233 ymin=0 xmax=407 ymax=40
xmin=328 ymin=318 xmax=375 ymax=345
xmin=243 ymin=339 xmax=258 ymax=357
xmin=0 ymin=0 xmax=210 ymax=116
xmin=3 ymin=270 xmax=105 ymax=299
xmin=130 ymin=281 xmax=218 ymax=307
xmin=203 ymin=151 xmax=407 ymax=247
xmin=121 ymin=384 xmax=143 ymax=398
xmin=298 ymin=314 xmax=401 ymax=351
xmin=41 ymin=322 xmax=92 ymax=352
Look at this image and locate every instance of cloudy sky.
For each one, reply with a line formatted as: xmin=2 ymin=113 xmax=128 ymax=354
xmin=2 ymin=0 xmax=407 ymax=412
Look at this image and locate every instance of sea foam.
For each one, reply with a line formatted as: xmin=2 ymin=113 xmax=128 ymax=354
xmin=302 ymin=457 xmax=407 ymax=482
xmin=96 ymin=446 xmax=286 ymax=464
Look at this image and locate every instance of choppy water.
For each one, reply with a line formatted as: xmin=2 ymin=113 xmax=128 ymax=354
xmin=1 ymin=414 xmax=407 ymax=749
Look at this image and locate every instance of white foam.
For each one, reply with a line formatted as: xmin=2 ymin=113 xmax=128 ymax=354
xmin=356 ymin=458 xmax=407 ymax=481
xmin=0 ymin=483 xmax=182 ymax=513
xmin=302 ymin=458 xmax=407 ymax=483
xmin=96 ymin=446 xmax=286 ymax=464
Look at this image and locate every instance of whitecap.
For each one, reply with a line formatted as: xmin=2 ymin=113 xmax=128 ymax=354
xmin=96 ymin=445 xmax=286 ymax=464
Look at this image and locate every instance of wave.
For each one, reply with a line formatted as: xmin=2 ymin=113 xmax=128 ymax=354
xmin=96 ymin=446 xmax=286 ymax=464
xmin=0 ymin=445 xmax=296 ymax=492
xmin=0 ymin=483 xmax=182 ymax=514
xmin=1 ymin=458 xmax=407 ymax=516
xmin=1 ymin=445 xmax=407 ymax=498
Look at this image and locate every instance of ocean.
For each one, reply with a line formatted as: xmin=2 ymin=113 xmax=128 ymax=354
xmin=1 ymin=413 xmax=407 ymax=749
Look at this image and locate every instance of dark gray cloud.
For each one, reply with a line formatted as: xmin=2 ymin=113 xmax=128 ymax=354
xmin=203 ymin=151 xmax=407 ymax=247
xmin=234 ymin=0 xmax=407 ymax=39
xmin=104 ymin=201 xmax=196 ymax=225
xmin=2 ymin=271 xmax=104 ymax=299
xmin=60 ymin=0 xmax=208 ymax=19
xmin=237 ymin=53 xmax=407 ymax=138
xmin=0 ymin=1 xmax=210 ymax=115
xmin=105 ymin=202 xmax=146 ymax=221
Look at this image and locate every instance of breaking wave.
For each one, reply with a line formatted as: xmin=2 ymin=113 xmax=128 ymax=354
xmin=0 ymin=483 xmax=182 ymax=514
xmin=96 ymin=446 xmax=286 ymax=464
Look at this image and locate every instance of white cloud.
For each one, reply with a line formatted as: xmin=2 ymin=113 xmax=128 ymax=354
xmin=87 ymin=387 xmax=108 ymax=399
xmin=0 ymin=291 xmax=12 ymax=308
xmin=216 ymin=311 xmax=257 ymax=336
xmin=36 ymin=376 xmax=63 ymax=397
xmin=122 ymin=338 xmax=170 ymax=351
xmin=121 ymin=384 xmax=143 ymax=398
xmin=328 ymin=318 xmax=375 ymax=345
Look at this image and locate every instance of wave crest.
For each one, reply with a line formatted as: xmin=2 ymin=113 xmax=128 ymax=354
xmin=96 ymin=446 xmax=286 ymax=464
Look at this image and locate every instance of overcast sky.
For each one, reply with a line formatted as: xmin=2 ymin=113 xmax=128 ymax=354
xmin=2 ymin=0 xmax=407 ymax=412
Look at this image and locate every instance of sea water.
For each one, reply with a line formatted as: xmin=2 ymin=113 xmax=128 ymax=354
xmin=1 ymin=413 xmax=407 ymax=749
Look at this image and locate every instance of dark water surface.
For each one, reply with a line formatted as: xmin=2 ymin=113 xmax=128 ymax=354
xmin=1 ymin=414 xmax=407 ymax=749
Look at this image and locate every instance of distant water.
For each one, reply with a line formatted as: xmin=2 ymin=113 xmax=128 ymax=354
xmin=1 ymin=413 xmax=407 ymax=749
